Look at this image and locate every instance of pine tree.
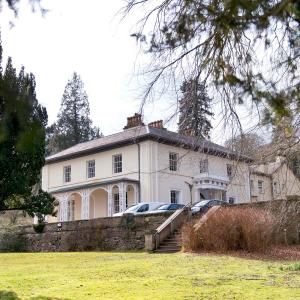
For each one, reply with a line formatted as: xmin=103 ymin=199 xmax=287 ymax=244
xmin=47 ymin=72 xmax=101 ymax=154
xmin=178 ymin=79 xmax=213 ymax=139
xmin=0 ymin=39 xmax=55 ymax=221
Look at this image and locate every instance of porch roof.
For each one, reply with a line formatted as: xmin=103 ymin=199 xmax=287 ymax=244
xmin=49 ymin=178 xmax=139 ymax=194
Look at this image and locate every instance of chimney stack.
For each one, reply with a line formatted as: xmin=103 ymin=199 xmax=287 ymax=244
xmin=123 ymin=113 xmax=144 ymax=130
xmin=148 ymin=120 xmax=165 ymax=129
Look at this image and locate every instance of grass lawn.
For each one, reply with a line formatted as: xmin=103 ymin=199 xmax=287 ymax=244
xmin=0 ymin=252 xmax=299 ymax=300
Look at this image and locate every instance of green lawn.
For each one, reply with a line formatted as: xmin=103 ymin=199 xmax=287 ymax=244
xmin=0 ymin=252 xmax=299 ymax=300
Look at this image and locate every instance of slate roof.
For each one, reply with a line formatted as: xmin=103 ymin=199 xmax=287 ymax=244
xmin=250 ymin=159 xmax=284 ymax=176
xmin=45 ymin=125 xmax=252 ymax=164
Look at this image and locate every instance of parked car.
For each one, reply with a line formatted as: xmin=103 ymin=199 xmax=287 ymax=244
xmin=113 ymin=202 xmax=164 ymax=217
xmin=191 ymin=199 xmax=229 ymax=215
xmin=148 ymin=203 xmax=185 ymax=214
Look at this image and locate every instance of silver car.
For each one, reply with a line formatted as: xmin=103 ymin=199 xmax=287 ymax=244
xmin=113 ymin=202 xmax=164 ymax=217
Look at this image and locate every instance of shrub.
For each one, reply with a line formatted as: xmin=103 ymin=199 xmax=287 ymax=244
xmin=33 ymin=222 xmax=45 ymax=233
xmin=182 ymin=207 xmax=277 ymax=253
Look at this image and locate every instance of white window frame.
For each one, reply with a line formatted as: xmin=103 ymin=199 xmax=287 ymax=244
xmin=63 ymin=165 xmax=71 ymax=183
xmin=113 ymin=154 xmax=122 ymax=174
xmin=258 ymin=180 xmax=264 ymax=194
xmin=273 ymin=181 xmax=279 ymax=194
xmin=200 ymin=158 xmax=208 ymax=173
xmin=169 ymin=152 xmax=178 ymax=171
xmin=87 ymin=160 xmax=95 ymax=179
xmin=250 ymin=180 xmax=254 ymax=190
xmin=170 ymin=189 xmax=181 ymax=204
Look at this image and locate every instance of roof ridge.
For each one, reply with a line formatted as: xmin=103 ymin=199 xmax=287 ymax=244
xmin=47 ymin=125 xmax=148 ymax=159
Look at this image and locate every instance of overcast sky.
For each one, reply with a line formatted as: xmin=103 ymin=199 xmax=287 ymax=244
xmin=0 ymin=0 xmax=265 ymax=143
xmin=0 ymin=1 xmax=175 ymax=133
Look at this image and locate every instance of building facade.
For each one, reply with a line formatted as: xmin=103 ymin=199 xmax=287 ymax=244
xmin=42 ymin=115 xmax=252 ymax=223
xmin=250 ymin=158 xmax=300 ymax=202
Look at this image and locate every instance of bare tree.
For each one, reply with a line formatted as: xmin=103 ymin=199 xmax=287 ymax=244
xmin=124 ymin=0 xmax=300 ymax=153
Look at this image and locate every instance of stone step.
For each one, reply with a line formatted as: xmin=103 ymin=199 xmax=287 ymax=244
xmin=164 ymin=237 xmax=181 ymax=242
xmin=160 ymin=241 xmax=180 ymax=246
xmin=159 ymin=243 xmax=181 ymax=248
xmin=153 ymin=228 xmax=182 ymax=254
xmin=155 ymin=245 xmax=181 ymax=250
xmin=167 ymin=233 xmax=181 ymax=239
xmin=154 ymin=247 xmax=181 ymax=253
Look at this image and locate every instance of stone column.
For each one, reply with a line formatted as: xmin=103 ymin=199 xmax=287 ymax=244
xmin=81 ymin=189 xmax=90 ymax=220
xmin=118 ymin=183 xmax=126 ymax=212
xmin=58 ymin=194 xmax=69 ymax=222
xmin=107 ymin=185 xmax=113 ymax=217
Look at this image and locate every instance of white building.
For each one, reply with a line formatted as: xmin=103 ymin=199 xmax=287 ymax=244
xmin=42 ymin=114 xmax=252 ymax=222
xmin=250 ymin=158 xmax=300 ymax=202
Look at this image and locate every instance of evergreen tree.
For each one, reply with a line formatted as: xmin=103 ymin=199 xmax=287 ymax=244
xmin=126 ymin=1 xmax=300 ymax=137
xmin=178 ymin=79 xmax=213 ymax=139
xmin=0 ymin=39 xmax=56 ymax=221
xmin=47 ymin=72 xmax=101 ymax=154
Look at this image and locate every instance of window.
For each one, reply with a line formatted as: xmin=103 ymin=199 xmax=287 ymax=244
xmin=169 ymin=152 xmax=178 ymax=171
xmin=228 ymin=197 xmax=235 ymax=204
xmin=273 ymin=182 xmax=279 ymax=194
xmin=137 ymin=204 xmax=149 ymax=212
xmin=250 ymin=180 xmax=254 ymax=190
xmin=227 ymin=164 xmax=233 ymax=178
xmin=63 ymin=165 xmax=71 ymax=183
xmin=113 ymin=154 xmax=122 ymax=173
xmin=258 ymin=180 xmax=264 ymax=194
xmin=114 ymin=193 xmax=120 ymax=213
xmin=200 ymin=159 xmax=208 ymax=173
xmin=87 ymin=160 xmax=95 ymax=178
xmin=170 ymin=190 xmax=180 ymax=204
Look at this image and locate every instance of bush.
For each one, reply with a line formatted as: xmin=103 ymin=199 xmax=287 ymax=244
xmin=33 ymin=222 xmax=45 ymax=233
xmin=182 ymin=207 xmax=277 ymax=253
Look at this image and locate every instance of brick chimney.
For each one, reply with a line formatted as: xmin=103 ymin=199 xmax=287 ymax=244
xmin=148 ymin=120 xmax=165 ymax=129
xmin=123 ymin=113 xmax=144 ymax=130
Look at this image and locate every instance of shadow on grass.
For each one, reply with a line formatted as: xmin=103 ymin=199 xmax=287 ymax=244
xmin=0 ymin=291 xmax=71 ymax=300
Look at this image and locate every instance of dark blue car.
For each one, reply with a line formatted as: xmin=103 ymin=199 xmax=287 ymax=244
xmin=150 ymin=203 xmax=185 ymax=214
xmin=191 ymin=199 xmax=229 ymax=214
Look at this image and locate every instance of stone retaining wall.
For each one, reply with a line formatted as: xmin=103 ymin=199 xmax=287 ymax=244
xmin=18 ymin=213 xmax=171 ymax=252
xmin=235 ymin=197 xmax=300 ymax=244
xmin=0 ymin=210 xmax=32 ymax=227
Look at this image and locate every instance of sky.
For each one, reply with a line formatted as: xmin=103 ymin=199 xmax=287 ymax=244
xmin=0 ymin=0 xmax=176 ymax=134
xmin=0 ymin=0 xmax=266 ymax=143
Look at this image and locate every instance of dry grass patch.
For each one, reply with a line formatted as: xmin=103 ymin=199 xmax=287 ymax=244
xmin=182 ymin=207 xmax=277 ymax=253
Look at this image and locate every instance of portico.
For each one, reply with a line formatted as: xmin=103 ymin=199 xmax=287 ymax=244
xmin=193 ymin=173 xmax=229 ymax=202
xmin=53 ymin=180 xmax=139 ymax=222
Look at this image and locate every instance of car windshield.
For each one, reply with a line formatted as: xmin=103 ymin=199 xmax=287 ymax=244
xmin=157 ymin=204 xmax=170 ymax=210
xmin=125 ymin=204 xmax=141 ymax=212
xmin=194 ymin=200 xmax=210 ymax=207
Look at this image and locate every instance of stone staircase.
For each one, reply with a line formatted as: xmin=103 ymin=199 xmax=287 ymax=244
xmin=154 ymin=228 xmax=181 ymax=253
